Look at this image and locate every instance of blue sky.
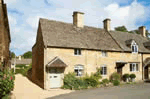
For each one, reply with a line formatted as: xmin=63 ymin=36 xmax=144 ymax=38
xmin=4 ymin=0 xmax=150 ymax=56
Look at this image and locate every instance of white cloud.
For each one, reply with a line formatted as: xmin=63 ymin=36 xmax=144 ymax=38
xmin=5 ymin=0 xmax=150 ymax=55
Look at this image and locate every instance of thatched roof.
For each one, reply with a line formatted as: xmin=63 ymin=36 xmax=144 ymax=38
xmin=38 ymin=18 xmax=150 ymax=53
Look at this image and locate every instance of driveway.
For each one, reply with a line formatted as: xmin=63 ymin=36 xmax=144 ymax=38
xmin=12 ymin=74 xmax=74 ymax=99
xmin=48 ymin=83 xmax=150 ymax=99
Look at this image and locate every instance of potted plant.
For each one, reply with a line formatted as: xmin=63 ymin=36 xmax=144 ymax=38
xmin=123 ymin=74 xmax=130 ymax=82
xmin=129 ymin=74 xmax=136 ymax=82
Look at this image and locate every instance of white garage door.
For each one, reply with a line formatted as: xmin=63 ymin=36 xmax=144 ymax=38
xmin=49 ymin=74 xmax=61 ymax=88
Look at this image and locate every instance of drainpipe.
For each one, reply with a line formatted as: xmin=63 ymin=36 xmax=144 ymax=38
xmin=142 ymin=53 xmax=144 ymax=80
xmin=44 ymin=44 xmax=48 ymax=90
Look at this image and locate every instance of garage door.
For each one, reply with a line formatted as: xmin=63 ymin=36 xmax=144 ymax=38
xmin=49 ymin=74 xmax=61 ymax=88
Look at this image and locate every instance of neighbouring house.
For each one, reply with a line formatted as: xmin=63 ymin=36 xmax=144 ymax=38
xmin=32 ymin=11 xmax=150 ymax=90
xmin=11 ymin=56 xmax=32 ymax=69
xmin=0 ymin=0 xmax=11 ymax=69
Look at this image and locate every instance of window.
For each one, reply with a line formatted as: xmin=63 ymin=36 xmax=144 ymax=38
xmin=100 ymin=65 xmax=107 ymax=75
xmin=131 ymin=41 xmax=138 ymax=53
xmin=74 ymin=65 xmax=84 ymax=76
xmin=102 ymin=51 xmax=107 ymax=57
xmin=130 ymin=63 xmax=139 ymax=72
xmin=74 ymin=49 xmax=81 ymax=55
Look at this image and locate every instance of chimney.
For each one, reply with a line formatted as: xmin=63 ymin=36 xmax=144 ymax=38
xmin=103 ymin=18 xmax=111 ymax=31
xmin=0 ymin=0 xmax=4 ymax=4
xmin=73 ymin=11 xmax=84 ymax=28
xmin=18 ymin=55 xmax=21 ymax=60
xmin=139 ymin=26 xmax=146 ymax=37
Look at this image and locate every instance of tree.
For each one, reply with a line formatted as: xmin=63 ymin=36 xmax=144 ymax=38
xmin=115 ymin=26 xmax=150 ymax=39
xmin=115 ymin=26 xmax=128 ymax=32
xmin=10 ymin=52 xmax=15 ymax=58
xmin=23 ymin=51 xmax=32 ymax=58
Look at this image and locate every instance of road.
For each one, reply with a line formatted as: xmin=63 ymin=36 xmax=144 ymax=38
xmin=48 ymin=83 xmax=150 ymax=99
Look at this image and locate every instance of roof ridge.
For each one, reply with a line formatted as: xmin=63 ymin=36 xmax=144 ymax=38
xmin=39 ymin=18 xmax=104 ymax=30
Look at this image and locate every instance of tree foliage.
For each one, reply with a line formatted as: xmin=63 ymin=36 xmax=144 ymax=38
xmin=115 ymin=26 xmax=150 ymax=39
xmin=10 ymin=52 xmax=15 ymax=58
xmin=23 ymin=51 xmax=32 ymax=58
xmin=115 ymin=26 xmax=128 ymax=32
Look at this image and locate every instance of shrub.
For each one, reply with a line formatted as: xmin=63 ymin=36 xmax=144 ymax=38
xmin=0 ymin=68 xmax=15 ymax=98
xmin=113 ymin=80 xmax=120 ymax=86
xmin=110 ymin=72 xmax=120 ymax=81
xmin=123 ymin=74 xmax=129 ymax=81
xmin=62 ymin=67 xmax=102 ymax=90
xmin=102 ymin=79 xmax=109 ymax=86
xmin=130 ymin=74 xmax=136 ymax=79
xmin=84 ymin=76 xmax=98 ymax=87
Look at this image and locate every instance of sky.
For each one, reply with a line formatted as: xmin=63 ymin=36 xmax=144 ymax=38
xmin=4 ymin=0 xmax=150 ymax=56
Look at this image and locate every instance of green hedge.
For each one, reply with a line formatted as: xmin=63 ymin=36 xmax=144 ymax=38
xmin=15 ymin=63 xmax=32 ymax=77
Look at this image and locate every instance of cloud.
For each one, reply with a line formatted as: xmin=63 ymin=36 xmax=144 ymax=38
xmin=4 ymin=0 xmax=150 ymax=55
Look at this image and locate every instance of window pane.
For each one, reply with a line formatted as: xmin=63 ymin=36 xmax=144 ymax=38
xmin=132 ymin=46 xmax=134 ymax=52
xmin=135 ymin=46 xmax=137 ymax=52
xmin=74 ymin=49 xmax=77 ymax=55
xmin=104 ymin=67 xmax=107 ymax=75
xmin=136 ymin=64 xmax=138 ymax=71
xmin=74 ymin=65 xmax=84 ymax=76
xmin=74 ymin=69 xmax=78 ymax=76
xmin=78 ymin=49 xmax=81 ymax=55
xmin=101 ymin=67 xmax=107 ymax=75
xmin=130 ymin=64 xmax=132 ymax=71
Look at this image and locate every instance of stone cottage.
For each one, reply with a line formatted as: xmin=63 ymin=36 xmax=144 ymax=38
xmin=32 ymin=11 xmax=150 ymax=90
xmin=0 ymin=0 xmax=11 ymax=69
xmin=11 ymin=56 xmax=32 ymax=69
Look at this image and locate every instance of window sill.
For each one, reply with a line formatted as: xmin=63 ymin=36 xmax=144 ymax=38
xmin=101 ymin=56 xmax=107 ymax=58
xmin=101 ymin=75 xmax=107 ymax=76
xmin=130 ymin=71 xmax=139 ymax=72
xmin=132 ymin=52 xmax=138 ymax=54
xmin=74 ymin=55 xmax=82 ymax=56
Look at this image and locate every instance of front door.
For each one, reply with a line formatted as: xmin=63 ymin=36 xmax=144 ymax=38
xmin=49 ymin=73 xmax=61 ymax=88
xmin=117 ymin=67 xmax=122 ymax=80
xmin=117 ymin=67 xmax=122 ymax=76
xmin=144 ymin=66 xmax=149 ymax=79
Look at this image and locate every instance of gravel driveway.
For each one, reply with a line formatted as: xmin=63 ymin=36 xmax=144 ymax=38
xmin=48 ymin=83 xmax=150 ymax=99
xmin=12 ymin=74 xmax=74 ymax=99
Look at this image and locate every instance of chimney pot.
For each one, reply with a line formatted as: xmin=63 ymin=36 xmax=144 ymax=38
xmin=73 ymin=11 xmax=84 ymax=28
xmin=103 ymin=18 xmax=111 ymax=31
xmin=139 ymin=26 xmax=146 ymax=37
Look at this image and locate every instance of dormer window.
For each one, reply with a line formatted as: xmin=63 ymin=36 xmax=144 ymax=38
xmin=131 ymin=41 xmax=138 ymax=53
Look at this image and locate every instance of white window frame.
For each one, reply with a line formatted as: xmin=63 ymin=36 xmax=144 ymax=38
xmin=74 ymin=65 xmax=84 ymax=76
xmin=74 ymin=49 xmax=82 ymax=56
xmin=130 ymin=63 xmax=139 ymax=72
xmin=101 ymin=51 xmax=107 ymax=57
xmin=131 ymin=41 xmax=138 ymax=53
xmin=101 ymin=65 xmax=107 ymax=76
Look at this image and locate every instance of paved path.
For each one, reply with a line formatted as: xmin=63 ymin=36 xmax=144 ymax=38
xmin=12 ymin=74 xmax=74 ymax=99
xmin=48 ymin=83 xmax=150 ymax=99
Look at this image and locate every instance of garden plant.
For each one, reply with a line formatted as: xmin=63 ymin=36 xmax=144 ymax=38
xmin=0 ymin=68 xmax=15 ymax=98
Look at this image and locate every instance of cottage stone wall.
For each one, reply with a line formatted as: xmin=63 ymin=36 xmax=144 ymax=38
xmin=45 ymin=47 xmax=150 ymax=84
xmin=32 ymin=23 xmax=44 ymax=89
xmin=0 ymin=2 xmax=10 ymax=68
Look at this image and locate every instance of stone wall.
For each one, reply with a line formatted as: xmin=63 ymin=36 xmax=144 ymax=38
xmin=0 ymin=2 xmax=10 ymax=69
xmin=32 ymin=23 xmax=44 ymax=89
xmin=45 ymin=47 xmax=150 ymax=84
